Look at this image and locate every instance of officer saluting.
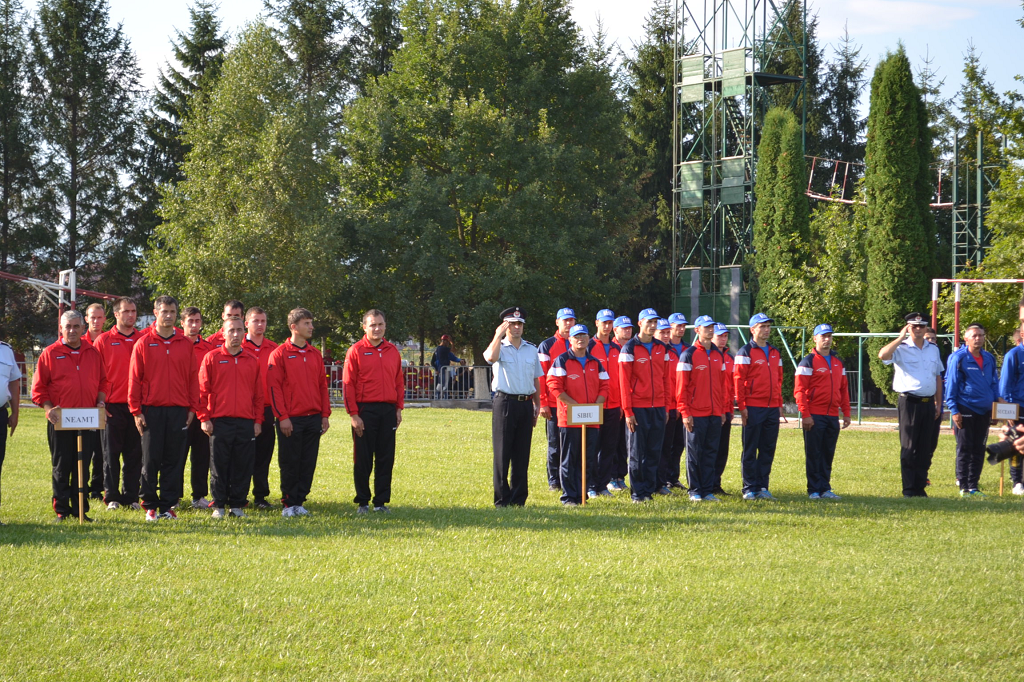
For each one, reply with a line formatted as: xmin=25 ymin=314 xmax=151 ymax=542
xmin=483 ymin=307 xmax=543 ymax=507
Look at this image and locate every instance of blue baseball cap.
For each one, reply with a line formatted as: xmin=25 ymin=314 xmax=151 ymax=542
xmin=749 ymin=312 xmax=773 ymax=327
xmin=713 ymin=323 xmax=730 ymax=335
xmin=656 ymin=319 xmax=671 ymax=330
xmin=694 ymin=315 xmax=715 ymax=328
xmin=638 ymin=308 xmax=659 ymax=321
xmin=569 ymin=324 xmax=589 ymax=337
xmin=668 ymin=313 xmax=688 ymax=326
xmin=813 ymin=323 xmax=834 ymax=336
xmin=595 ymin=309 xmax=615 ymax=322
xmin=613 ymin=316 xmax=633 ymax=329
xmin=556 ymin=308 xmax=576 ymax=320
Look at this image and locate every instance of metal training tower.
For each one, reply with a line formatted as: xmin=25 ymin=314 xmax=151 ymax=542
xmin=671 ymin=0 xmax=807 ymax=323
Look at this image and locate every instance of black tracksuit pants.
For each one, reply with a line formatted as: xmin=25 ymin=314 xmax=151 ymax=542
xmin=139 ymin=405 xmax=190 ymax=513
xmin=658 ymin=409 xmax=686 ymax=488
xmin=897 ymin=394 xmax=938 ymax=496
xmin=1009 ymin=419 xmax=1023 ymax=486
xmin=559 ymin=425 xmax=599 ymax=505
xmin=594 ymin=406 xmax=621 ymax=493
xmin=614 ymin=411 xmax=629 ymax=481
xmin=210 ymin=417 xmax=256 ymax=509
xmin=186 ymin=417 xmax=211 ymax=500
xmin=86 ymin=430 xmax=103 ymax=497
xmin=713 ymin=412 xmax=733 ymax=490
xmin=251 ymin=406 xmax=276 ymax=503
xmin=954 ymin=407 xmax=990 ymax=492
xmin=48 ymin=423 xmax=90 ymax=517
xmin=352 ymin=402 xmax=397 ymax=507
xmin=685 ymin=415 xmax=722 ymax=497
xmin=546 ymin=416 xmax=561 ymax=488
xmin=804 ymin=414 xmax=840 ymax=495
xmin=102 ymin=403 xmax=142 ymax=505
xmin=492 ymin=393 xmax=534 ymax=507
xmin=740 ymin=405 xmax=780 ymax=494
xmin=0 ymin=407 xmax=7 ymax=509
xmin=278 ymin=414 xmax=322 ymax=508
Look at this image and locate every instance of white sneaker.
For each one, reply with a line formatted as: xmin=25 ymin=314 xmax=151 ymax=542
xmin=106 ymin=501 xmax=121 ymax=510
xmin=211 ymin=507 xmax=226 ymax=519
xmin=145 ymin=509 xmax=159 ymax=522
xmin=192 ymin=497 xmax=211 ymax=509
xmin=282 ymin=506 xmax=296 ymax=518
xmin=1013 ymin=483 xmax=1024 ymax=496
xmin=229 ymin=508 xmax=246 ymax=518
xmin=294 ymin=506 xmax=310 ymax=516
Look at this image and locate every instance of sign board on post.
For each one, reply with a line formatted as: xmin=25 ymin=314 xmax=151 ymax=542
xmin=568 ymin=404 xmax=603 ymax=426
xmin=992 ymin=402 xmax=1020 ymax=421
xmin=54 ymin=407 xmax=106 ymax=431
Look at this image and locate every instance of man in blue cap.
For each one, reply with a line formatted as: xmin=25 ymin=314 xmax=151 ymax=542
xmin=734 ymin=313 xmax=784 ymax=500
xmin=609 ymin=316 xmax=634 ymax=491
xmin=658 ymin=313 xmax=689 ymax=491
xmin=538 ymin=308 xmax=576 ymax=491
xmin=712 ymin=323 xmax=735 ymax=495
xmin=589 ymin=309 xmax=621 ymax=497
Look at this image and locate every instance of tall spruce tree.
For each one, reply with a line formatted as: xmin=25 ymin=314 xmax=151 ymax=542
xmin=864 ymin=46 xmax=933 ymax=403
xmin=28 ymin=0 xmax=143 ymax=292
xmin=352 ymin=0 xmax=403 ymax=94
xmin=817 ymin=24 xmax=866 ymax=198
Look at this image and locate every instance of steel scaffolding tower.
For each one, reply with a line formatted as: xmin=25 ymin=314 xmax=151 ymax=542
xmin=950 ymin=130 xmax=1001 ymax=274
xmin=671 ymin=0 xmax=806 ymax=323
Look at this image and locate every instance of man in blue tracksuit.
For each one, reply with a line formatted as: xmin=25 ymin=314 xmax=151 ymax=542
xmin=998 ymin=324 xmax=1024 ymax=495
xmin=944 ymin=323 xmax=999 ymax=497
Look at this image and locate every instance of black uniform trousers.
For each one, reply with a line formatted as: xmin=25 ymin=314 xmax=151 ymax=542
xmin=740 ymin=405 xmax=780 ymax=494
xmin=803 ymin=414 xmax=840 ymax=495
xmin=626 ymin=407 xmax=666 ymax=500
xmin=546 ymin=416 xmax=561 ymax=488
xmin=47 ymin=423 xmax=90 ymax=517
xmin=492 ymin=392 xmax=534 ymax=507
xmin=86 ymin=430 xmax=103 ymax=498
xmin=278 ymin=414 xmax=322 ymax=508
xmin=0 ymin=407 xmax=7 ymax=509
xmin=139 ymin=405 xmax=190 ymax=513
xmin=613 ymin=411 xmax=629 ymax=481
xmin=209 ymin=417 xmax=256 ymax=509
xmin=897 ymin=394 xmax=938 ymax=496
xmin=102 ymin=403 xmax=142 ymax=504
xmin=1009 ymin=418 xmax=1023 ymax=486
xmin=685 ymin=415 xmax=722 ymax=497
xmin=594 ymin=406 xmax=621 ymax=493
xmin=559 ymin=425 xmax=598 ymax=505
xmin=658 ymin=410 xmax=679 ymax=488
xmin=713 ymin=411 xmax=733 ymax=490
xmin=954 ymin=407 xmax=990 ymax=492
xmin=186 ymin=417 xmax=211 ymax=500
xmin=250 ymin=405 xmax=276 ymax=503
xmin=352 ymin=402 xmax=397 ymax=507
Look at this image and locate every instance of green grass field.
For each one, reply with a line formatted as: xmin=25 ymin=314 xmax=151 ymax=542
xmin=1 ymin=408 xmax=1022 ymax=681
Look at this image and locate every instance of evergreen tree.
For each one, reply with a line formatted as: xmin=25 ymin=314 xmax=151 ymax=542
xmin=763 ymin=0 xmax=823 ymax=155
xmin=864 ymin=46 xmax=933 ymax=403
xmin=817 ymin=23 xmax=866 ymax=198
xmin=352 ymin=0 xmax=403 ymax=94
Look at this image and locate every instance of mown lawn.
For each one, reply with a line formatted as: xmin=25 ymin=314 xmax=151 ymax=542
xmin=1 ymin=407 xmax=1022 ymax=681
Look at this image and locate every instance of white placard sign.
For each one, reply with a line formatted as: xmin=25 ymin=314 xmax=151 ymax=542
xmin=56 ymin=407 xmax=105 ymax=431
xmin=992 ymin=402 xmax=1020 ymax=420
xmin=568 ymin=404 xmax=603 ymax=426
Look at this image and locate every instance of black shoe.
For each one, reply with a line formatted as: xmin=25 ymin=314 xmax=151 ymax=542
xmin=55 ymin=514 xmax=68 ymax=523
xmin=713 ymin=487 xmax=732 ymax=497
xmin=548 ymin=484 xmax=560 ymax=492
xmin=255 ymin=499 xmax=274 ymax=510
xmin=90 ymin=492 xmax=104 ymax=501
xmin=669 ymin=481 xmax=687 ymax=490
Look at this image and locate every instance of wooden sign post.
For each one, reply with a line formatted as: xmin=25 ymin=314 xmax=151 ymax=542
xmin=992 ymin=403 xmax=1019 ymax=496
xmin=54 ymin=408 xmax=106 ymax=524
xmin=568 ymin=404 xmax=603 ymax=506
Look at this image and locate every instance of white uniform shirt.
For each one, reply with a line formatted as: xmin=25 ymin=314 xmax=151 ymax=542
xmin=488 ymin=338 xmax=543 ymax=395
xmin=883 ymin=338 xmax=944 ymax=396
xmin=0 ymin=341 xmax=22 ymax=406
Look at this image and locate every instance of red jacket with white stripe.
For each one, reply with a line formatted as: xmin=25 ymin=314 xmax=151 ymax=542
xmin=676 ymin=342 xmax=730 ymax=418
xmin=343 ymin=336 xmax=404 ymax=414
xmin=546 ymin=351 xmax=609 ymax=427
xmin=197 ymin=346 xmax=264 ymax=423
xmin=587 ymin=337 xmax=621 ymax=410
xmin=618 ymin=337 xmax=675 ymax=417
xmin=537 ymin=334 xmax=572 ymax=409
xmin=190 ymin=335 xmax=215 ymax=367
xmin=94 ymin=328 xmax=142 ymax=404
xmin=242 ymin=336 xmax=278 ymax=408
xmin=733 ymin=342 xmax=784 ymax=409
xmin=32 ymin=340 xmax=107 ymax=408
xmin=266 ymin=340 xmax=332 ymax=420
xmin=794 ymin=350 xmax=851 ymax=417
xmin=128 ymin=328 xmax=200 ymax=415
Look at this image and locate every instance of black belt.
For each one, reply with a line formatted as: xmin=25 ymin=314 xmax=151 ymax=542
xmin=900 ymin=393 xmax=934 ymax=403
xmin=496 ymin=391 xmax=533 ymax=402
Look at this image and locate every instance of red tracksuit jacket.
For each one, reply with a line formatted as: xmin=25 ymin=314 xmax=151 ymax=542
xmin=242 ymin=336 xmax=278 ymax=409
xmin=587 ymin=338 xmax=622 ymax=410
xmin=343 ymin=336 xmax=404 ymax=414
xmin=94 ymin=328 xmax=142 ymax=404
xmin=197 ymin=346 xmax=264 ymax=423
xmin=794 ymin=350 xmax=851 ymax=417
xmin=32 ymin=341 xmax=107 ymax=408
xmin=721 ymin=347 xmax=735 ymax=408
xmin=676 ymin=342 xmax=730 ymax=418
xmin=128 ymin=328 xmax=200 ymax=415
xmin=266 ymin=340 xmax=332 ymax=420
xmin=538 ymin=334 xmax=572 ymax=409
xmin=546 ymin=351 xmax=610 ymax=428
xmin=734 ymin=342 xmax=784 ymax=409
xmin=190 ymin=335 xmax=215 ymax=366
xmin=618 ymin=337 xmax=674 ymax=417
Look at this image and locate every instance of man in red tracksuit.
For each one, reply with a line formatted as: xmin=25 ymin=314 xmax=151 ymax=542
xmin=94 ymin=297 xmax=143 ymax=510
xmin=659 ymin=312 xmax=689 ymax=491
xmin=734 ymin=312 xmax=785 ymax=500
xmin=537 ymin=307 xmax=576 ymax=491
xmin=267 ymin=308 xmax=331 ymax=517
xmin=611 ymin=316 xmax=634 ymax=489
xmin=547 ymin=324 xmax=609 ymax=506
xmin=795 ymin=323 xmax=851 ymax=499
xmin=206 ymin=299 xmax=244 ymax=349
xmin=81 ymin=302 xmax=107 ymax=497
xmin=32 ymin=310 xmax=107 ymax=521
xmin=182 ymin=306 xmax=215 ymax=508
xmin=619 ymin=308 xmax=675 ymax=502
xmin=129 ymin=295 xmax=200 ymax=521
xmin=588 ymin=309 xmax=620 ymax=497
xmin=198 ymin=318 xmax=264 ymax=518
xmin=712 ymin=323 xmax=736 ymax=495
xmin=677 ymin=315 xmax=730 ymax=502
xmin=242 ymin=306 xmax=279 ymax=509
xmin=344 ymin=309 xmax=404 ymax=513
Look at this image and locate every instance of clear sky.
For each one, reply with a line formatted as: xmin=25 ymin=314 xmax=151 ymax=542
xmin=27 ymin=0 xmax=1024 ymax=114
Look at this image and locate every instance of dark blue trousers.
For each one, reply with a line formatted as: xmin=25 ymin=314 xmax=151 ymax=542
xmin=658 ymin=410 xmax=686 ymax=487
xmin=803 ymin=414 xmax=840 ymax=494
xmin=953 ymin=407 xmax=989 ymax=492
xmin=546 ymin=417 xmax=561 ymax=488
xmin=594 ymin=407 xmax=621 ymax=492
xmin=741 ymin=406 xmax=780 ymax=494
xmin=559 ymin=426 xmax=599 ymax=504
xmin=626 ymin=407 xmax=666 ymax=500
xmin=685 ymin=415 xmax=722 ymax=497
